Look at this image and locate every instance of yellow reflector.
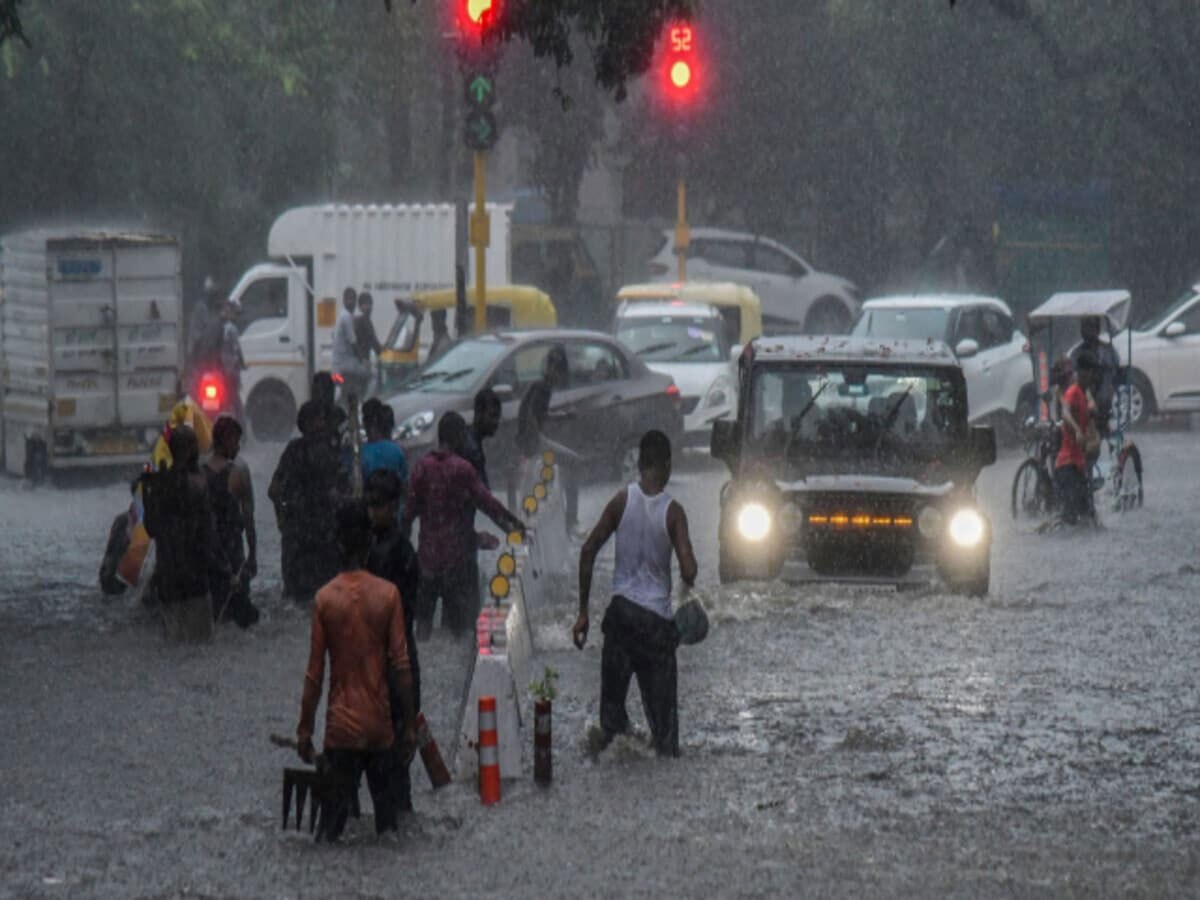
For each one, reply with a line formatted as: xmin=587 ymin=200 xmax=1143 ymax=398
xmin=507 ymin=530 xmax=523 ymax=546
xmin=541 ymin=465 xmax=554 ymax=482
xmin=158 ymin=393 xmax=177 ymax=413
xmin=809 ymin=515 xmax=828 ymax=525
xmin=523 ymin=496 xmax=538 ymax=515
xmin=894 ymin=516 xmax=914 ymax=527
xmin=534 ymin=483 xmax=547 ymax=500
xmin=872 ymin=517 xmax=892 ymax=526
xmin=489 ymin=575 xmax=510 ymax=599
xmin=542 ymin=450 xmax=555 ymax=465
xmin=316 ymin=298 xmax=337 ymax=328
xmin=851 ymin=515 xmax=871 ymax=527
xmin=55 ymin=398 xmax=77 ymax=417
xmin=497 ymin=553 xmax=516 ymax=576
xmin=830 ymin=515 xmax=849 ymax=526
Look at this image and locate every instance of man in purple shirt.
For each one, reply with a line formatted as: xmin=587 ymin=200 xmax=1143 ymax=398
xmin=402 ymin=412 xmax=523 ymax=639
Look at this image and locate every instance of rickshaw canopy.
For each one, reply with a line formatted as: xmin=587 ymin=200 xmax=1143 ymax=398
xmin=1029 ymin=290 xmax=1131 ymax=335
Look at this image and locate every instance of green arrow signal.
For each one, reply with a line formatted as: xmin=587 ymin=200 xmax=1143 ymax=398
xmin=468 ymin=75 xmax=494 ymax=105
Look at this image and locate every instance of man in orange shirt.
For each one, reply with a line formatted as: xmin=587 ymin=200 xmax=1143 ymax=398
xmin=296 ymin=500 xmax=417 ymax=842
xmin=1054 ymin=353 xmax=1097 ymax=526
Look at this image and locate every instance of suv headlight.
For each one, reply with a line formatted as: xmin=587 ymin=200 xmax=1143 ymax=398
xmin=948 ymin=508 xmax=985 ymax=547
xmin=737 ymin=502 xmax=772 ymax=541
xmin=397 ymin=410 xmax=435 ymax=441
xmin=704 ymin=376 xmax=732 ymax=410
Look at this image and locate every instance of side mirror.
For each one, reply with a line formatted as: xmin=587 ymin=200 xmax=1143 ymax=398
xmin=1164 ymin=320 xmax=1187 ymax=338
xmin=711 ymin=419 xmax=740 ymax=469
xmin=969 ymin=425 xmax=996 ymax=468
xmin=491 ymin=383 xmax=515 ymax=402
xmin=955 ymin=338 xmax=980 ymax=359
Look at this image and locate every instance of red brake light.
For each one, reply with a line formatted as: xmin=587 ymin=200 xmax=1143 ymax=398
xmin=198 ymin=373 xmax=224 ymax=413
xmin=666 ymin=383 xmax=681 ymax=405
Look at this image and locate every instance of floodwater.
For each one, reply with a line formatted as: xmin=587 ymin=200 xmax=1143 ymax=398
xmin=1 ymin=430 xmax=1198 ymax=897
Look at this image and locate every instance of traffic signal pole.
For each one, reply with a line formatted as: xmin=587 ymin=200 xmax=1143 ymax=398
xmin=676 ymin=172 xmax=689 ymax=281
xmin=472 ymin=150 xmax=489 ymax=334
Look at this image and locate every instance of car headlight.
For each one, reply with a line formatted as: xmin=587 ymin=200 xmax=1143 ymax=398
xmin=737 ymin=502 xmax=772 ymax=542
xmin=704 ymin=376 xmax=732 ymax=410
xmin=948 ymin=508 xmax=985 ymax=547
xmin=917 ymin=505 xmax=944 ymax=538
xmin=397 ymin=410 xmax=435 ymax=441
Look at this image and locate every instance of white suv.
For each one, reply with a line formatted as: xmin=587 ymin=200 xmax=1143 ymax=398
xmin=613 ymin=300 xmax=736 ymax=446
xmin=647 ymin=227 xmax=859 ymax=334
xmin=1118 ymin=284 xmax=1200 ymax=426
xmin=852 ymin=295 xmax=1035 ymax=425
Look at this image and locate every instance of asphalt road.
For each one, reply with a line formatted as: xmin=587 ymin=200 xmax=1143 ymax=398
xmin=1 ymin=428 xmax=1198 ymax=897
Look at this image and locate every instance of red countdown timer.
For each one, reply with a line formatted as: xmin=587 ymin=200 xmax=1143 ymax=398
xmin=662 ymin=22 xmax=699 ymax=103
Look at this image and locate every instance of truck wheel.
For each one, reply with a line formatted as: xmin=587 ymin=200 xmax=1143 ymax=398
xmin=24 ymin=438 xmax=48 ymax=485
xmin=247 ymin=383 xmax=297 ymax=443
xmin=803 ymin=297 xmax=852 ymax=335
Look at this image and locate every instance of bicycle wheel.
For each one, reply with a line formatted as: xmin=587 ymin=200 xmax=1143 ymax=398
xmin=1011 ymin=458 xmax=1052 ymax=521
xmin=1113 ymin=443 xmax=1144 ymax=512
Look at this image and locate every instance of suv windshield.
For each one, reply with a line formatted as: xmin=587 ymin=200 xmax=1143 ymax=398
xmin=617 ymin=315 xmax=729 ymax=362
xmin=746 ymin=363 xmax=967 ymax=476
xmin=397 ymin=339 xmax=508 ymax=393
xmin=853 ymin=307 xmax=949 ymax=342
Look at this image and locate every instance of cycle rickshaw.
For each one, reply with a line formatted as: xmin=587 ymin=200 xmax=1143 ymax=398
xmin=1011 ymin=290 xmax=1145 ymax=523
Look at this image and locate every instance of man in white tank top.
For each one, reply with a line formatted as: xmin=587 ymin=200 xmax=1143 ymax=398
xmin=573 ymin=430 xmax=697 ymax=757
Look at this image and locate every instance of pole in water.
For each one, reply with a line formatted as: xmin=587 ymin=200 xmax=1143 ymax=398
xmin=533 ymin=698 xmax=552 ymax=785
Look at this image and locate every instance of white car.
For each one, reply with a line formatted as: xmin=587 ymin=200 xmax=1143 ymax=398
xmin=647 ymin=227 xmax=859 ymax=334
xmin=1117 ymin=283 xmax=1200 ymax=426
xmin=614 ymin=300 xmax=736 ymax=446
xmin=852 ymin=294 xmax=1035 ymax=425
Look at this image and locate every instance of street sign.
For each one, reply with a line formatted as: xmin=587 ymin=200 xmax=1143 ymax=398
xmin=465 ymin=72 xmax=496 ymax=108
xmin=464 ymin=110 xmax=498 ymax=150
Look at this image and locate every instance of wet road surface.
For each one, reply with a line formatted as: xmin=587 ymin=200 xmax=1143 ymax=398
xmin=1 ymin=430 xmax=1198 ymax=897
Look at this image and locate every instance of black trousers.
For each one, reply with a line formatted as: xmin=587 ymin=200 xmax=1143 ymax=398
xmin=1055 ymin=463 xmax=1089 ymax=524
xmin=600 ymin=595 xmax=680 ymax=757
xmin=416 ymin=561 xmax=480 ymax=635
xmin=318 ymin=748 xmax=404 ymax=842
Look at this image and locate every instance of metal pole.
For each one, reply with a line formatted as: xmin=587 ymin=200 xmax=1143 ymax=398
xmin=473 ymin=150 xmax=488 ymax=335
xmin=676 ymin=175 xmax=688 ymax=282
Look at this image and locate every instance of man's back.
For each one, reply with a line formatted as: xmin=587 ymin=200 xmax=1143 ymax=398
xmin=304 ymin=570 xmax=409 ymax=750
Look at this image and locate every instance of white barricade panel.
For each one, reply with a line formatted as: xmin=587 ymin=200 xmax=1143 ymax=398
xmin=455 ymin=653 xmax=523 ymax=781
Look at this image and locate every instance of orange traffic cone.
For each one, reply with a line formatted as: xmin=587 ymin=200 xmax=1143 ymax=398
xmin=415 ymin=712 xmax=452 ymax=789
xmin=478 ymin=696 xmax=501 ymax=805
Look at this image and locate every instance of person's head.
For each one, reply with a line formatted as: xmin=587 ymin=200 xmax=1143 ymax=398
xmin=364 ymin=469 xmax=402 ymax=531
xmin=167 ymin=424 xmax=200 ymax=472
xmin=1074 ymin=351 xmax=1099 ymax=390
xmin=334 ymin=498 xmax=372 ymax=568
xmin=297 ymin=400 xmax=325 ymax=436
xmin=1080 ymin=316 xmax=1102 ymax=343
xmin=637 ymin=429 xmax=672 ymax=485
xmin=342 ymin=286 xmax=357 ymax=313
xmin=438 ymin=410 xmax=468 ymax=453
xmin=544 ymin=345 xmax=568 ymax=388
xmin=431 ymin=308 xmax=449 ymax=335
xmin=362 ymin=398 xmax=387 ymax=440
xmin=205 ymin=277 xmax=223 ymax=308
xmin=312 ymin=372 xmax=335 ymax=407
xmin=473 ymin=388 xmax=502 ymax=438
xmin=212 ymin=415 xmax=243 ymax=460
xmin=358 ymin=292 xmax=374 ymax=315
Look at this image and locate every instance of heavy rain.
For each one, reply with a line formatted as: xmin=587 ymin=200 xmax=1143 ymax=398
xmin=2 ymin=1 xmax=1199 ymax=897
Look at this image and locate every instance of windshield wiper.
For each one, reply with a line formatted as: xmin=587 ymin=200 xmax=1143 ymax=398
xmin=678 ymin=343 xmax=716 ymax=358
xmin=783 ymin=379 xmax=829 ymax=459
xmin=438 ymin=368 xmax=477 ymax=384
xmin=874 ymin=382 xmax=916 ymax=455
xmin=635 ymin=341 xmax=677 ymax=357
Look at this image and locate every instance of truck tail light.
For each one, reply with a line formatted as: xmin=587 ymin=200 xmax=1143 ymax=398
xmin=198 ymin=372 xmax=224 ymax=413
xmin=666 ymin=382 xmax=681 ymax=406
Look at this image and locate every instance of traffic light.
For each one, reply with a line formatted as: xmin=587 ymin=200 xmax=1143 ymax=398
xmin=456 ymin=0 xmax=499 ymax=40
xmin=662 ymin=21 xmax=699 ymax=104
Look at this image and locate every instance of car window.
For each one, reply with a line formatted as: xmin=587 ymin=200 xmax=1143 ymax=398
xmin=237 ymin=276 xmax=288 ymax=334
xmin=491 ymin=343 xmax=551 ymax=392
xmin=565 ymin=340 xmax=627 ymax=385
xmin=753 ymin=243 xmax=804 ymax=277
xmin=853 ymin=307 xmax=949 ymax=342
xmin=980 ymin=308 xmax=1012 ymax=348
xmin=691 ymin=238 xmax=750 ymax=269
xmin=1176 ymin=300 xmax=1200 ymax=334
xmin=953 ymin=308 xmax=985 ymax=346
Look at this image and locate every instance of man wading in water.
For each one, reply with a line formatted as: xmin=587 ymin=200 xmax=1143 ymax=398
xmin=572 ymin=430 xmax=697 ymax=757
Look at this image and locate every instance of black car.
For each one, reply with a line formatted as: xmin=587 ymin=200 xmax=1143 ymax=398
xmin=384 ymin=329 xmax=684 ymax=482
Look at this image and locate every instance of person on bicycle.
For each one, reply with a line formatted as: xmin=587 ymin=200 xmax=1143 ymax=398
xmin=1055 ymin=352 xmax=1098 ymax=525
xmin=1070 ymin=316 xmax=1119 ymax=436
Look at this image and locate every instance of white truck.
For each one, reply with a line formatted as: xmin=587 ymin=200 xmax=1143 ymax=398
xmin=0 ymin=229 xmax=183 ymax=481
xmin=230 ymin=203 xmax=512 ymax=440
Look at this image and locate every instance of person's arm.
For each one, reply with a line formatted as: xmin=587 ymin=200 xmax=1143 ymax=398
xmin=667 ymin=501 xmax=698 ymax=588
xmin=572 ymin=489 xmax=627 ymax=649
xmin=385 ymin=587 xmax=417 ymax=757
xmin=400 ymin=464 xmax=421 ymax=537
xmin=296 ymin=601 xmax=327 ymax=762
xmin=467 ymin=465 xmax=523 ymax=534
xmin=1061 ymin=388 xmax=1083 ymax=439
xmin=232 ymin=461 xmax=258 ymax=578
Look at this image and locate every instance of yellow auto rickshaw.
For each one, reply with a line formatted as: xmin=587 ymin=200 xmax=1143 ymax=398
xmin=378 ymin=285 xmax=557 ymax=394
xmin=616 ymin=281 xmax=763 ymax=346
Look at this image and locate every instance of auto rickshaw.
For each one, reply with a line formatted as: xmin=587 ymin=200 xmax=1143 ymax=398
xmin=377 ymin=284 xmax=557 ymax=395
xmin=616 ymin=281 xmax=764 ymax=347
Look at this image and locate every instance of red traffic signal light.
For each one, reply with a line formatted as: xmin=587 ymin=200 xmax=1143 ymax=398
xmin=662 ymin=22 xmax=699 ymax=103
xmin=457 ymin=0 xmax=499 ymax=37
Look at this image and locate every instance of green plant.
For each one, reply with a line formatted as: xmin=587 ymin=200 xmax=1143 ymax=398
xmin=529 ymin=666 xmax=559 ymax=703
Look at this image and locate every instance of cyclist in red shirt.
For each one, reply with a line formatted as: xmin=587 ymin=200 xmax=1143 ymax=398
xmin=1054 ymin=353 xmax=1098 ymax=525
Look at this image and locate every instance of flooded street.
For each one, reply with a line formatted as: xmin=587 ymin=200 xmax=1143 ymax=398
xmin=2 ymin=432 xmax=1199 ymax=897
